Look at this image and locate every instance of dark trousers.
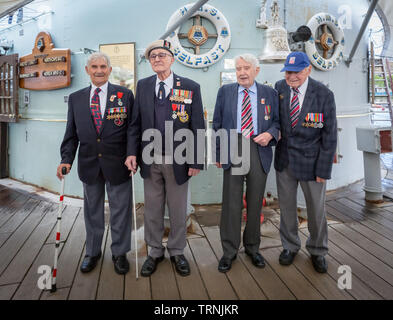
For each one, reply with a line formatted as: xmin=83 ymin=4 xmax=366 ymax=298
xmin=83 ymin=171 xmax=132 ymax=257
xmin=220 ymin=135 xmax=267 ymax=259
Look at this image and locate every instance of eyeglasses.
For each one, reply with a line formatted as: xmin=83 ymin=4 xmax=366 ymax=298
xmin=149 ymin=52 xmax=171 ymax=60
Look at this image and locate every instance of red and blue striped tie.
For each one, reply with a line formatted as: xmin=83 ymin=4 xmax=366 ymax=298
xmin=241 ymin=89 xmax=254 ymax=138
xmin=290 ymin=87 xmax=300 ymax=128
xmin=91 ymin=87 xmax=102 ymax=133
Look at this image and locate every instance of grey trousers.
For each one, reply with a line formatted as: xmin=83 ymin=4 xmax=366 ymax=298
xmin=144 ymin=163 xmax=188 ymax=258
xmin=276 ymin=167 xmax=328 ymax=256
xmin=83 ymin=173 xmax=132 ymax=257
xmin=220 ymin=135 xmax=268 ymax=259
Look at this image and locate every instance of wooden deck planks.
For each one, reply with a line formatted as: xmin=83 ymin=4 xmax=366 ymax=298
xmin=12 ymin=243 xmax=64 ymax=300
xmin=301 ymin=229 xmax=393 ymax=299
xmin=0 ymin=201 xmax=53 ymax=276
xmin=331 ymin=223 xmax=393 ymax=268
xmin=172 ymin=242 xmax=209 ymax=300
xmin=188 ymin=237 xmax=237 ymax=300
xmin=202 ymin=225 xmax=267 ymax=300
xmin=0 ymin=284 xmax=19 ymax=300
xmin=150 ymin=251 xmax=180 ymax=300
xmin=96 ymin=228 xmax=124 ymax=300
xmin=262 ymin=247 xmax=325 ymax=300
xmin=68 ymin=227 xmax=108 ymax=300
xmin=297 ymin=230 xmax=383 ymax=300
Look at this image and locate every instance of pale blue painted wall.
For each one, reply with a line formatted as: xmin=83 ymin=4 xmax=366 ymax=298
xmin=6 ymin=0 xmax=370 ymax=203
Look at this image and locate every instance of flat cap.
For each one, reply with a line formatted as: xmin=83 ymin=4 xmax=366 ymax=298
xmin=145 ymin=40 xmax=174 ymax=59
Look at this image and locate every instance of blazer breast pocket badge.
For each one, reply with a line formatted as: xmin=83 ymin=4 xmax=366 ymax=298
xmin=107 ymin=107 xmax=127 ymax=126
xmin=302 ymin=113 xmax=324 ymax=128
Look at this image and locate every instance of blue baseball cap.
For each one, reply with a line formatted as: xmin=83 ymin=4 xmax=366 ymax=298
xmin=280 ymin=52 xmax=310 ymax=72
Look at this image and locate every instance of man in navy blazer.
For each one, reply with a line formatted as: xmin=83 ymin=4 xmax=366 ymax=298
xmin=126 ymin=40 xmax=205 ymax=277
xmin=213 ymin=53 xmax=280 ymax=272
xmin=57 ymin=52 xmax=134 ymax=275
xmin=274 ymin=52 xmax=337 ymax=273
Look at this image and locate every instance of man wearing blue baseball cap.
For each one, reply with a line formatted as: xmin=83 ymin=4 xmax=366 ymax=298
xmin=274 ymin=51 xmax=337 ymax=273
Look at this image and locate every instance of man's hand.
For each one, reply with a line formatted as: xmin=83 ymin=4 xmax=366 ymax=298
xmin=56 ymin=164 xmax=71 ymax=180
xmin=188 ymin=168 xmax=200 ymax=177
xmin=125 ymin=156 xmax=138 ymax=174
xmin=253 ymin=132 xmax=273 ymax=147
xmin=316 ymin=176 xmax=326 ymax=183
xmin=215 ymin=162 xmax=222 ymax=169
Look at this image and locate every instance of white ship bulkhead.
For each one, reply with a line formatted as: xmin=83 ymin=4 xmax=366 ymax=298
xmin=4 ymin=0 xmax=372 ymax=204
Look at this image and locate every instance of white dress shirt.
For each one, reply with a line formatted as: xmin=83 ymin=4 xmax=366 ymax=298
xmin=155 ymin=72 xmax=173 ymax=98
xmin=90 ymin=81 xmax=109 ymax=118
xmin=290 ymin=77 xmax=309 ymax=111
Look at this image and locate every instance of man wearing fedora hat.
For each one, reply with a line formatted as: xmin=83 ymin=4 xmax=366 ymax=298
xmin=125 ymin=40 xmax=205 ymax=277
xmin=274 ymin=51 xmax=337 ymax=273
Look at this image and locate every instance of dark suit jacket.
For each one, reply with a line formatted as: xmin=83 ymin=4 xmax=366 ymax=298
xmin=60 ymin=82 xmax=134 ymax=185
xmin=127 ymin=73 xmax=205 ymax=185
xmin=212 ymin=81 xmax=280 ymax=173
xmin=274 ymin=77 xmax=337 ymax=180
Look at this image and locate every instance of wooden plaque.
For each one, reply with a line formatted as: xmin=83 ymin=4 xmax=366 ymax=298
xmin=19 ymin=32 xmax=71 ymax=90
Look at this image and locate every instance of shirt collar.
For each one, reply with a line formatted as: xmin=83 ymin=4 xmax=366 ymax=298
xmin=293 ymin=77 xmax=309 ymax=95
xmin=238 ymin=82 xmax=257 ymax=94
xmin=91 ymin=81 xmax=108 ymax=94
xmin=156 ymin=72 xmax=173 ymax=88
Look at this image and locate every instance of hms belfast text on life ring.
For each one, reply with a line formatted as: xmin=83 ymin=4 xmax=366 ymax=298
xmin=166 ymin=3 xmax=231 ymax=68
xmin=305 ymin=13 xmax=345 ymax=72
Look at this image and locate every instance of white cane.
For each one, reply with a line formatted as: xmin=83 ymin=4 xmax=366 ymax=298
xmin=131 ymin=171 xmax=138 ymax=279
xmin=51 ymin=167 xmax=67 ymax=292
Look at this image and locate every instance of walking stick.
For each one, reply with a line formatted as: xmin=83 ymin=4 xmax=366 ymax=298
xmin=131 ymin=171 xmax=139 ymax=279
xmin=51 ymin=167 xmax=67 ymax=292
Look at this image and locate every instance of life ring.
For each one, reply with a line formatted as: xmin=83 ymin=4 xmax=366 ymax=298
xmin=304 ymin=13 xmax=345 ymax=71
xmin=166 ymin=3 xmax=231 ymax=69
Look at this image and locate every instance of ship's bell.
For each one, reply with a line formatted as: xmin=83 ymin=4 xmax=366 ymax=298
xmin=259 ymin=25 xmax=291 ymax=62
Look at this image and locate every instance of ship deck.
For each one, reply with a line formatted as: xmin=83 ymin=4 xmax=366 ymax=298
xmin=0 ymin=158 xmax=393 ymax=300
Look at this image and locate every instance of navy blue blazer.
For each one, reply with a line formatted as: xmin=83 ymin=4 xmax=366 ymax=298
xmin=60 ymin=82 xmax=134 ymax=185
xmin=212 ymin=81 xmax=280 ymax=173
xmin=127 ymin=73 xmax=205 ymax=185
xmin=274 ymin=77 xmax=337 ymax=180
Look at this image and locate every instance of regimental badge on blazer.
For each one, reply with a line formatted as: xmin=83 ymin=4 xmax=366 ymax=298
xmin=280 ymin=94 xmax=284 ymax=100
xmin=169 ymin=89 xmax=193 ymax=104
xmin=302 ymin=113 xmax=324 ymax=128
xmin=107 ymin=107 xmax=127 ymax=126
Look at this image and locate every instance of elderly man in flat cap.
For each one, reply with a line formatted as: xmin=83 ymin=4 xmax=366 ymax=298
xmin=125 ymin=40 xmax=205 ymax=277
xmin=274 ymin=51 xmax=337 ymax=273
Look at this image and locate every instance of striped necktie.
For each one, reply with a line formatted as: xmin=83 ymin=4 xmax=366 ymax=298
xmin=290 ymin=87 xmax=300 ymax=128
xmin=241 ymin=89 xmax=254 ymax=138
xmin=90 ymin=87 xmax=102 ymax=133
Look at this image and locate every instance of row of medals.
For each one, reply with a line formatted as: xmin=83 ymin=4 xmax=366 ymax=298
xmin=302 ymin=121 xmax=324 ymax=128
xmin=107 ymin=98 xmax=126 ymax=122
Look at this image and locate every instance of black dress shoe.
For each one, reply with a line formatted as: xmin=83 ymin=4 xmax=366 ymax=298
xmin=311 ymin=255 xmax=328 ymax=273
xmin=80 ymin=252 xmax=102 ymax=273
xmin=245 ymin=251 xmax=266 ymax=268
xmin=112 ymin=254 xmax=129 ymax=275
xmin=141 ymin=255 xmax=164 ymax=277
xmin=218 ymin=255 xmax=237 ymax=273
xmin=170 ymin=255 xmax=190 ymax=276
xmin=279 ymin=249 xmax=297 ymax=266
